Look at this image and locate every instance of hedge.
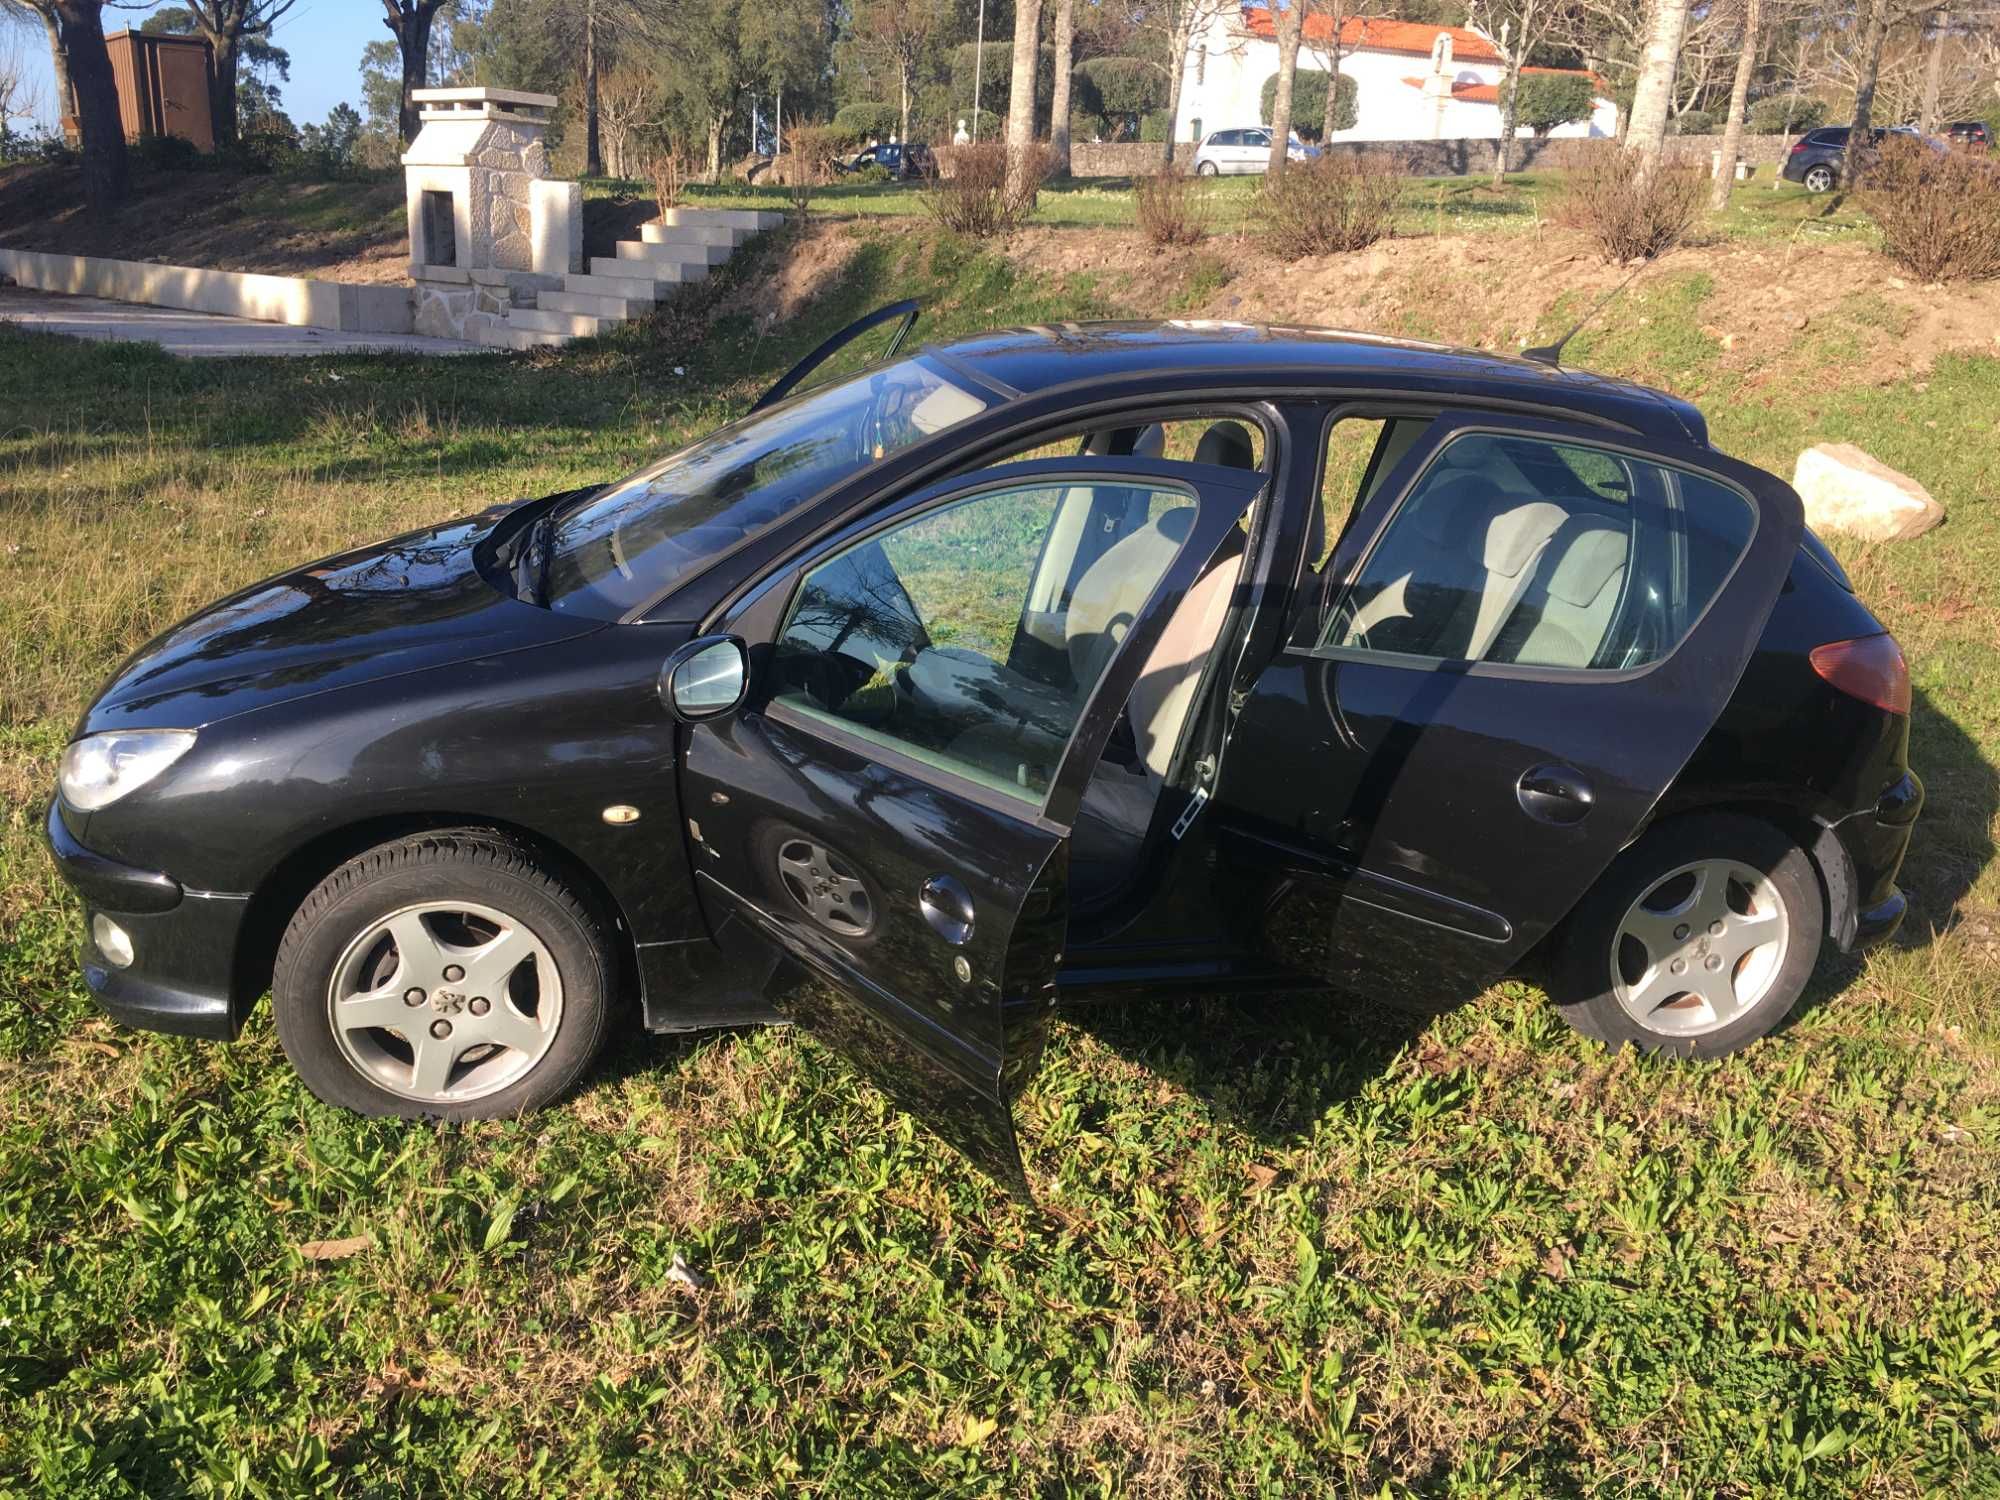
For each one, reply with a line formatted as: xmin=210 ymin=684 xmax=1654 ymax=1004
xmin=832 ymin=102 xmax=899 ymax=141
xmin=1257 ymin=69 xmax=1358 ymax=138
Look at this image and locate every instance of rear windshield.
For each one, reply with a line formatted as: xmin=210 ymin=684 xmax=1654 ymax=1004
xmin=541 ymin=356 xmax=988 ymax=618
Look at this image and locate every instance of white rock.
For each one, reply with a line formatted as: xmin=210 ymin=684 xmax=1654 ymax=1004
xmin=1790 ymin=443 xmax=1944 ymax=543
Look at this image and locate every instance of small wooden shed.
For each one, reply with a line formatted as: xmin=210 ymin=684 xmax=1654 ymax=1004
xmin=104 ymin=30 xmax=217 ymax=152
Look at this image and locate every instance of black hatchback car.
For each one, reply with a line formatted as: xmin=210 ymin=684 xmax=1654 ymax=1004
xmin=48 ymin=313 xmax=1921 ymax=1193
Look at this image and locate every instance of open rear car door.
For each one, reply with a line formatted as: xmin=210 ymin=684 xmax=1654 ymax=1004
xmin=750 ymin=300 xmax=923 ymax=414
xmin=675 ymin=456 xmax=1268 ymax=1195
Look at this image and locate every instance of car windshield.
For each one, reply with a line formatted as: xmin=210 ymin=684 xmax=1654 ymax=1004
xmin=540 ymin=355 xmax=989 ymax=618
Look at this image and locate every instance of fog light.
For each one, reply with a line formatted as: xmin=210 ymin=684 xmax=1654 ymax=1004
xmin=91 ymin=914 xmax=135 ymax=969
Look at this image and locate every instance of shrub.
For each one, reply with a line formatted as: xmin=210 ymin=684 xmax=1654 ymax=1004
xmin=781 ymin=125 xmax=849 ymax=214
xmin=1514 ymin=72 xmax=1596 ymax=138
xmin=1074 ymin=57 xmax=1166 ymax=119
xmin=1257 ymin=70 xmax=1359 ymax=139
xmin=832 ymin=102 xmax=898 ymax=142
xmin=1858 ymin=135 xmax=2000 ymax=282
xmin=924 ymin=141 xmax=1049 ymax=237
xmin=1671 ymin=108 xmax=1718 ymax=135
xmin=1255 ymin=151 xmax=1400 ymax=258
xmin=1555 ymin=147 xmax=1704 ymax=262
xmin=649 ymin=152 xmax=689 ymax=214
xmin=1138 ymin=110 xmax=1173 ymax=143
xmin=1135 ymin=165 xmax=1207 ymax=246
xmin=1749 ymin=95 xmax=1827 ymax=135
xmin=131 ymin=133 xmax=205 ymax=171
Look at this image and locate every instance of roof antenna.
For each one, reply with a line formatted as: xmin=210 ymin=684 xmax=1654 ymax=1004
xmin=1521 ymin=264 xmax=1648 ymax=368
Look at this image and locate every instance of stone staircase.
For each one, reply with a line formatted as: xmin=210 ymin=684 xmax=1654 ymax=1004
xmin=469 ymin=207 xmax=785 ymax=350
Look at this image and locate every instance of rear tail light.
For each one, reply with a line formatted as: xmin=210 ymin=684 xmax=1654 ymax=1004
xmin=1790 ymin=140 xmax=1807 ymax=153
xmin=1810 ymin=634 xmax=1910 ymax=715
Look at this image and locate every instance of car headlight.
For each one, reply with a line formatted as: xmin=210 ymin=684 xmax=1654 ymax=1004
xmin=59 ymin=730 xmax=197 ymax=812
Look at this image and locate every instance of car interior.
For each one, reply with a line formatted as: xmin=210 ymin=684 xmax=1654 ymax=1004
xmin=769 ymin=413 xmax=1272 ymax=903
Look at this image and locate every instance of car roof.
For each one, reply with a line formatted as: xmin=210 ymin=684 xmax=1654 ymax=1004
xmin=921 ymin=320 xmax=1708 ymax=444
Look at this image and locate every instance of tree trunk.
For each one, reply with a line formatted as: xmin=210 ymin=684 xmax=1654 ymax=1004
xmin=385 ymin=1 xmax=441 ymax=146
xmin=898 ymin=62 xmax=911 ymax=147
xmin=705 ymin=112 xmax=723 ymax=182
xmin=1267 ymin=0 xmax=1305 ymax=174
xmin=1321 ymin=39 xmax=1343 ymax=142
xmin=1003 ymin=0 xmax=1041 ymax=200
xmin=1491 ymin=56 xmax=1520 ymax=184
xmin=52 ymin=1 xmax=124 ymax=212
xmin=1049 ymin=0 xmax=1074 ymax=175
xmin=583 ymin=1 xmax=602 ymax=177
xmin=33 ymin=4 xmax=73 ymax=136
xmin=1918 ymin=6 xmax=1946 ymax=135
xmin=1848 ymin=0 xmax=1893 ymax=146
xmin=1626 ymin=0 xmax=1690 ymax=163
xmin=1161 ymin=27 xmax=1187 ymax=167
xmin=209 ymin=28 xmax=239 ymax=147
xmin=1712 ymin=0 xmax=1759 ymax=209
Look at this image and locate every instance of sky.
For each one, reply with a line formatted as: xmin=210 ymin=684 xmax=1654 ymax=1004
xmin=9 ymin=0 xmax=372 ymax=134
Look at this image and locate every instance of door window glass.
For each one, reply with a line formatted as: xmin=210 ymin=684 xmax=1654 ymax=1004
xmin=1321 ymin=431 xmax=1755 ymax=672
xmin=773 ymin=478 xmax=1201 ymax=803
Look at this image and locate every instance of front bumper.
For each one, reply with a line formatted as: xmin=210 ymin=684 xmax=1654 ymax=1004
xmin=1830 ymin=768 xmax=1923 ymax=954
xmin=44 ymin=800 xmax=248 ymax=1041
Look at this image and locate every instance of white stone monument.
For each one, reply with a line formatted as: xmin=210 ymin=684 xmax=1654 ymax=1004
xmin=401 ymin=87 xmax=582 ymax=341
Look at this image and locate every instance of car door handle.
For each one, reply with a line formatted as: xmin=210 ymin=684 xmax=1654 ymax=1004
xmin=918 ymin=873 xmax=976 ymax=945
xmin=1517 ymin=764 xmax=1595 ymax=826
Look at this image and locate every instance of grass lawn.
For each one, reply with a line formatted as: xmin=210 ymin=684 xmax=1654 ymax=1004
xmin=1 ymin=222 xmax=1996 ymax=1496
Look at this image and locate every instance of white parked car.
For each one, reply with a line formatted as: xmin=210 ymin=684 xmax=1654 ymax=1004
xmin=1191 ymin=127 xmax=1319 ymax=176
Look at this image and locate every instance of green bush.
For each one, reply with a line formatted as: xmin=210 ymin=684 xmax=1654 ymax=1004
xmin=1513 ymin=72 xmax=1595 ymax=138
xmin=1257 ymin=70 xmax=1358 ymax=139
xmin=1671 ymin=108 xmax=1719 ymax=135
xmin=131 ymin=133 xmax=206 ymax=171
xmin=833 ymin=102 xmax=899 ymax=142
xmin=1074 ymin=56 xmax=1164 ymax=119
xmin=1749 ymin=95 xmax=1827 ymax=135
xmin=1138 ymin=110 xmax=1173 ymax=144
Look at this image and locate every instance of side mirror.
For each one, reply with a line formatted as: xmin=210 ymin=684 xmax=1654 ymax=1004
xmin=661 ymin=635 xmax=749 ymax=722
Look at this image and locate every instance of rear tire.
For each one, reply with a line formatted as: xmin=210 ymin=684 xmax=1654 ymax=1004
xmin=1196 ymin=161 xmax=1219 ymax=177
xmin=273 ymin=831 xmax=614 ymax=1119
xmin=1803 ymin=164 xmax=1835 ymax=192
xmin=1549 ymin=813 xmax=1822 ymax=1058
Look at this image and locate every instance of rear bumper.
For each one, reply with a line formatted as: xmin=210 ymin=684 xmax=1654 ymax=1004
xmin=44 ymin=800 xmax=247 ymax=1041
xmin=1829 ymin=768 xmax=1923 ymax=954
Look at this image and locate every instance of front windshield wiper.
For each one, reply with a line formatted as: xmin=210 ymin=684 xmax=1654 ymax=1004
xmin=507 ymin=487 xmax=600 ymax=606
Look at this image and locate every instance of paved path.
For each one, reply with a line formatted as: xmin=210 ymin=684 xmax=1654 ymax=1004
xmin=0 ymin=286 xmax=484 ymax=358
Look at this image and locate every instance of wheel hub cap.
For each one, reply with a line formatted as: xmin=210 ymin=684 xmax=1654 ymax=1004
xmin=326 ymin=900 xmax=562 ymax=1104
xmin=1610 ymin=858 xmax=1789 ymax=1038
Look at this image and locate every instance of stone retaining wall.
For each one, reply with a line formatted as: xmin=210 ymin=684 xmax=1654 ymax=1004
xmin=1067 ymin=133 xmax=1798 ymax=179
xmin=0 ymin=249 xmax=413 ymax=334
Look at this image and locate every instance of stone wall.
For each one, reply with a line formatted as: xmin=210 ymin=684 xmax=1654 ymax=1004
xmin=1067 ymin=133 xmax=1799 ymax=179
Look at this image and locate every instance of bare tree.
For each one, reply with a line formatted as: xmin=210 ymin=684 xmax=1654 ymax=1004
xmin=1004 ymin=0 xmax=1042 ymax=197
xmin=1265 ymin=0 xmax=1304 ymax=173
xmin=852 ymin=0 xmax=939 ymax=147
xmin=595 ymin=60 xmax=658 ymax=175
xmin=1 ymin=0 xmax=67 ymax=133
xmin=1626 ymin=0 xmax=1691 ymax=161
xmin=1467 ymin=0 xmax=1573 ymax=184
xmin=1304 ymin=0 xmax=1353 ymax=143
xmin=1849 ymin=0 xmax=1934 ymax=140
xmin=1713 ymin=0 xmax=1760 ymax=208
xmin=1050 ymin=0 xmax=1075 ymax=172
xmin=1122 ymin=0 xmax=1236 ymax=166
xmin=50 ymin=0 xmax=122 ymax=210
xmin=0 ymin=29 xmax=42 ymax=134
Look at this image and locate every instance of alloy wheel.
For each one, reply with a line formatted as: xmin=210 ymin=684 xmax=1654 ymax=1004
xmin=1804 ymin=165 xmax=1834 ymax=192
xmin=775 ymin=838 xmax=874 ymax=937
xmin=325 ymin=900 xmax=562 ymax=1103
xmin=1609 ymin=858 xmax=1790 ymax=1038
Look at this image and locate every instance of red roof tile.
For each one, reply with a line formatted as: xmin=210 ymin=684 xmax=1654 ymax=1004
xmin=1238 ymin=8 xmax=1503 ymax=62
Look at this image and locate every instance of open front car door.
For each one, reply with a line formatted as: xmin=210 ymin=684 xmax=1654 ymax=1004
xmin=1216 ymin=409 xmax=1805 ymax=1007
xmin=750 ymin=300 xmax=923 ymax=414
xmin=676 ymin=457 xmax=1269 ymax=1195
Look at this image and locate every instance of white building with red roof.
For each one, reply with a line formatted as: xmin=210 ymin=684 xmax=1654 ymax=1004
xmin=1174 ymin=7 xmax=1616 ymax=148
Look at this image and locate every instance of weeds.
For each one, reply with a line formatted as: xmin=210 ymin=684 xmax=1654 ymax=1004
xmin=1134 ymin=165 xmax=1208 ymax=246
xmin=648 ymin=151 xmax=689 ymax=216
xmin=779 ymin=125 xmax=848 ymax=218
xmin=1555 ymin=147 xmax=1706 ymax=263
xmin=1255 ymin=152 xmax=1400 ymax=258
xmin=923 ymin=141 xmax=1048 ymax=238
xmin=1859 ymin=135 xmax=2000 ymax=283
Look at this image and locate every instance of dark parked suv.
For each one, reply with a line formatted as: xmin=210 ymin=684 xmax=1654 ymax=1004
xmin=1945 ymin=121 xmax=1992 ymax=151
xmin=47 ymin=313 xmax=1921 ymax=1194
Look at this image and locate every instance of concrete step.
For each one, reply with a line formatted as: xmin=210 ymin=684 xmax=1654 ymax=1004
xmin=509 ymin=307 xmax=610 ymax=337
xmin=589 ymin=255 xmax=707 ymax=286
xmin=565 ymin=269 xmax=680 ymax=298
xmin=616 ymin=239 xmax=733 ymax=268
xmin=472 ymin=321 xmax=571 ymax=350
xmin=541 ymin=288 xmax=651 ymax=319
xmin=659 ymin=206 xmax=785 ymax=231
xmin=640 ymin=222 xmax=748 ymax=248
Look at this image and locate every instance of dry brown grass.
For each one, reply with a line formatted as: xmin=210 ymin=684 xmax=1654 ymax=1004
xmin=1254 ymin=152 xmax=1402 ymax=260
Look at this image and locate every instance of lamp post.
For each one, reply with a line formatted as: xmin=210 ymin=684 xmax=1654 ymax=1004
xmin=972 ymin=0 xmax=985 ymax=141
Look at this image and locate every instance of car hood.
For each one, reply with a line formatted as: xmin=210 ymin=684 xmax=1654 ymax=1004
xmin=78 ymin=502 xmax=606 ymax=734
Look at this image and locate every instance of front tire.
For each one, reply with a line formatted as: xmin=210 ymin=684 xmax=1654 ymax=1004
xmin=1549 ymin=814 xmax=1822 ymax=1058
xmin=273 ymin=831 xmax=615 ymax=1119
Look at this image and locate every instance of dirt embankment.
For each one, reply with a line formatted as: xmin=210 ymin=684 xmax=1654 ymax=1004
xmin=0 ymin=163 xmax=411 ymax=284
